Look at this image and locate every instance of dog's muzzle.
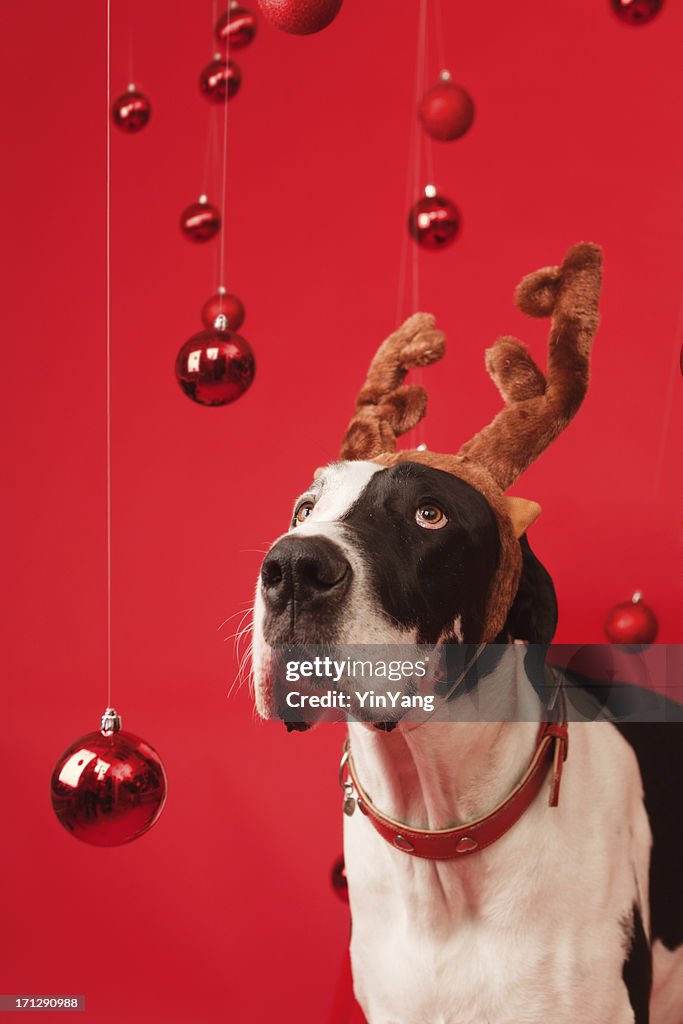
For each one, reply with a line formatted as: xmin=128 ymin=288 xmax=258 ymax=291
xmin=260 ymin=534 xmax=352 ymax=643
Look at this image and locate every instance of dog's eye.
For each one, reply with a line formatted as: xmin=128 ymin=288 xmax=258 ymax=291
xmin=294 ymin=500 xmax=315 ymax=526
xmin=415 ymin=504 xmax=448 ymax=530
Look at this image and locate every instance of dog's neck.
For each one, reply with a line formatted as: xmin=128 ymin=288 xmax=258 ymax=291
xmin=346 ymin=645 xmax=542 ymax=830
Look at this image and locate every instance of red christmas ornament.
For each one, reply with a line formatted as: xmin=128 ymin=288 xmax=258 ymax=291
xmin=176 ymin=315 xmax=255 ymax=406
xmin=199 ymin=55 xmax=242 ymax=102
xmin=604 ymin=591 xmax=659 ymax=648
xmin=50 ymin=708 xmax=167 ymax=847
xmin=257 ymin=0 xmax=342 ymax=35
xmin=180 ymin=196 xmax=221 ymax=242
xmin=331 ymin=854 xmax=349 ymax=903
xmin=112 ymin=84 xmax=151 ymax=133
xmin=610 ymin=0 xmax=664 ymax=24
xmin=408 ymin=185 xmax=461 ymax=250
xmin=201 ymin=288 xmax=246 ymax=331
xmin=419 ymin=70 xmax=475 ymax=142
xmin=216 ymin=2 xmax=258 ymax=48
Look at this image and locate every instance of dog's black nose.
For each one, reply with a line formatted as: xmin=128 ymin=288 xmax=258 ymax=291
xmin=260 ymin=535 xmax=351 ymax=612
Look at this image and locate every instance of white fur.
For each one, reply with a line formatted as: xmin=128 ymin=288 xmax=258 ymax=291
xmin=253 ymin=461 xmax=423 ymax=719
xmin=344 ymin=646 xmax=656 ymax=1024
xmin=651 ymin=942 xmax=683 ymax=1023
xmin=252 ymin=463 xmax=681 ymax=1023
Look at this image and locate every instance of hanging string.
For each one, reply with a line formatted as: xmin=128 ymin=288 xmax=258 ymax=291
xmin=395 ymin=0 xmax=428 ymax=324
xmin=106 ymin=0 xmax=113 ymax=707
xmin=410 ymin=0 xmax=428 ymax=315
xmin=126 ymin=0 xmax=134 ymax=85
xmin=202 ymin=110 xmax=218 ymax=202
xmin=433 ymin=0 xmax=447 ymax=74
xmin=421 ymin=0 xmax=438 ymax=197
xmin=219 ymin=3 xmax=230 ymax=293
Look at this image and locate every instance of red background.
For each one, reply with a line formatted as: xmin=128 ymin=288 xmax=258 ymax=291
xmin=1 ymin=0 xmax=682 ymax=1020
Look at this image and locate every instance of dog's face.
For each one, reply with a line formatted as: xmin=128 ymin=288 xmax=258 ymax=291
xmin=251 ymin=459 xmax=528 ymax=719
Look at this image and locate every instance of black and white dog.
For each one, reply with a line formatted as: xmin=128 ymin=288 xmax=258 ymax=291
xmin=252 ymin=458 xmax=683 ymax=1024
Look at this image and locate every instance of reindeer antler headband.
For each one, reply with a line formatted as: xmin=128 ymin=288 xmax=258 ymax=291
xmin=340 ymin=242 xmax=603 ymax=640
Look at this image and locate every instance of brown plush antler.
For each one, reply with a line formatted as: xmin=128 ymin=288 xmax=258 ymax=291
xmin=456 ymin=242 xmax=602 ymax=490
xmin=340 ymin=313 xmax=446 ymax=460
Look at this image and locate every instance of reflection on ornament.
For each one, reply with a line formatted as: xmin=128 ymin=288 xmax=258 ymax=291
xmin=216 ymin=2 xmax=257 ymax=48
xmin=604 ymin=591 xmax=659 ymax=648
xmin=199 ymin=55 xmax=242 ymax=102
xmin=50 ymin=708 xmax=167 ymax=847
xmin=112 ymin=84 xmax=152 ymax=133
xmin=331 ymin=854 xmax=349 ymax=903
xmin=180 ymin=196 xmax=221 ymax=242
xmin=201 ymin=288 xmax=246 ymax=331
xmin=610 ymin=0 xmax=664 ymax=25
xmin=408 ymin=185 xmax=461 ymax=249
xmin=257 ymin=0 xmax=342 ymax=34
xmin=176 ymin=315 xmax=255 ymax=406
xmin=419 ymin=71 xmax=475 ymax=142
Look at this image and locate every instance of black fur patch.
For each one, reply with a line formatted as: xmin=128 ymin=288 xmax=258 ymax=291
xmin=616 ymin=718 xmax=683 ymax=951
xmin=341 ymin=463 xmax=500 ymax=643
xmin=622 ymin=903 xmax=651 ymax=1023
xmin=565 ymin=671 xmax=683 ymax=951
xmin=502 ymin=534 xmax=558 ymax=643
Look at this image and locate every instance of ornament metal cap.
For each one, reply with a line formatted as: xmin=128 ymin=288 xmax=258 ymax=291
xmin=100 ymin=706 xmax=122 ymax=736
xmin=216 ymin=285 xmax=227 ymax=295
xmin=424 ymin=184 xmax=438 ymax=198
xmin=439 ymin=69 xmax=452 ymax=81
xmin=127 ymin=83 xmax=137 ymax=92
xmin=632 ymin=591 xmax=643 ymax=603
xmin=198 ymin=194 xmax=209 ymax=204
xmin=214 ymin=314 xmax=229 ymax=331
xmin=213 ymin=52 xmax=223 ymax=60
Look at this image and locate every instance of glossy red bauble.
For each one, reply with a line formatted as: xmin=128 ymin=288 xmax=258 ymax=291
xmin=50 ymin=719 xmax=167 ymax=847
xmin=408 ymin=186 xmax=461 ymax=249
xmin=112 ymin=85 xmax=151 ymax=133
xmin=216 ymin=3 xmax=258 ymax=48
xmin=419 ymin=72 xmax=475 ymax=142
xmin=201 ymin=289 xmax=246 ymax=331
xmin=604 ymin=592 xmax=659 ymax=648
xmin=610 ymin=0 xmax=664 ymax=24
xmin=176 ymin=321 xmax=255 ymax=406
xmin=331 ymin=854 xmax=349 ymax=903
xmin=257 ymin=0 xmax=342 ymax=35
xmin=180 ymin=196 xmax=221 ymax=242
xmin=199 ymin=56 xmax=242 ymax=102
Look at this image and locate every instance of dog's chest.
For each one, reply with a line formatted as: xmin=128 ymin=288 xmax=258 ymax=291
xmin=348 ymin=888 xmax=638 ymax=1024
xmin=344 ymin=724 xmax=650 ymax=1024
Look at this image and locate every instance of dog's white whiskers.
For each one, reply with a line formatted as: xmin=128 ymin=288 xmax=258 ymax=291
xmin=224 ymin=618 xmax=254 ymax=644
xmin=216 ymin=602 xmax=254 ymax=632
xmin=227 ymin=637 xmax=254 ymax=700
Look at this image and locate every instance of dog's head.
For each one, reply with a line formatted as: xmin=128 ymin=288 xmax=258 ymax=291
xmin=251 ymin=243 xmax=602 ymax=722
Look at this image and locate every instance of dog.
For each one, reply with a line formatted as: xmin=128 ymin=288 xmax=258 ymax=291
xmin=251 ymin=244 xmax=683 ymax=1023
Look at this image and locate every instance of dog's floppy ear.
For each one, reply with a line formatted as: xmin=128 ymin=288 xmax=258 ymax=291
xmin=503 ymin=534 xmax=558 ymax=643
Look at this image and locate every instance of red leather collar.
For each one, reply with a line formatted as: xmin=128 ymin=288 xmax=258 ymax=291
xmin=340 ymin=703 xmax=568 ymax=860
